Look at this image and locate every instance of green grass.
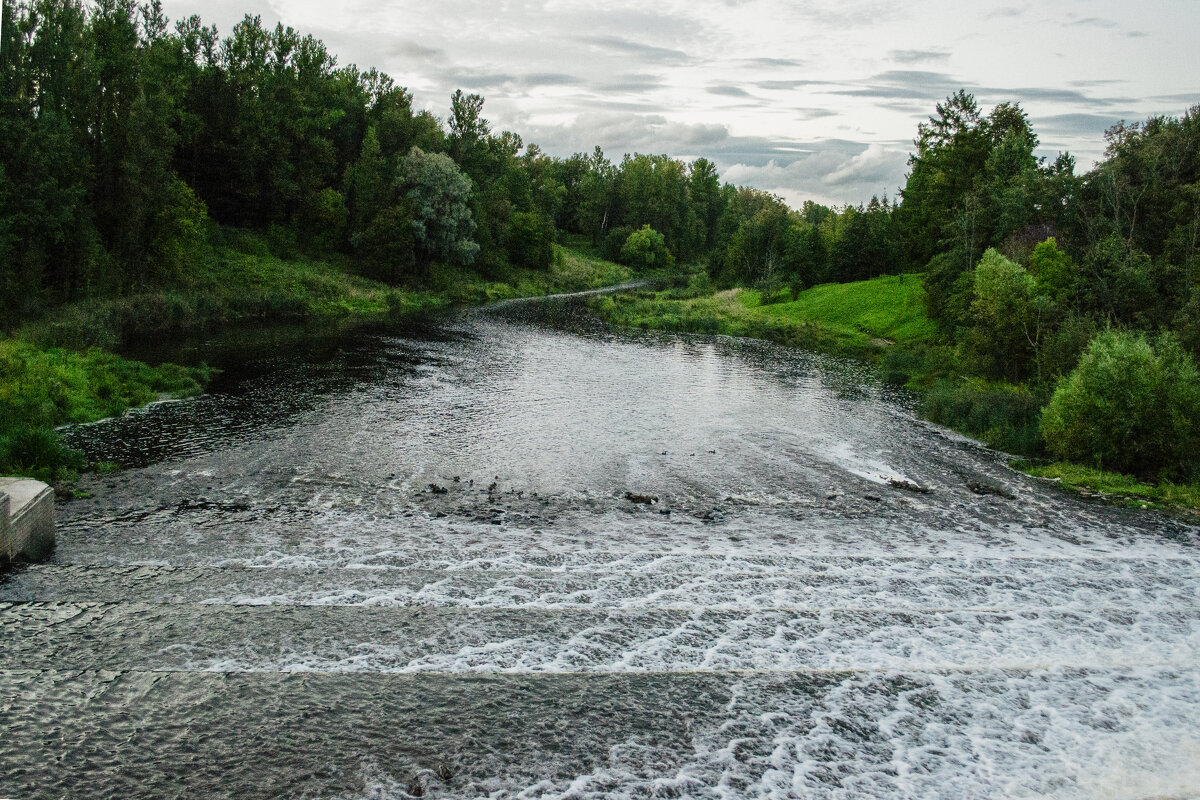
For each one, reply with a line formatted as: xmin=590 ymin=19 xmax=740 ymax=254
xmin=742 ymin=274 xmax=938 ymax=344
xmin=0 ymin=340 xmax=212 ymax=481
xmin=1016 ymin=461 xmax=1200 ymax=512
xmin=589 ymin=273 xmax=937 ymax=359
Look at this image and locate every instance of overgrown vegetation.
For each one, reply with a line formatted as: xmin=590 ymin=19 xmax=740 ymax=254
xmin=0 ymin=341 xmax=211 ymax=481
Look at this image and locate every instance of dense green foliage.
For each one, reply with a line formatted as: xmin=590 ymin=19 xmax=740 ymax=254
xmin=1040 ymin=331 xmax=1200 ymax=480
xmin=0 ymin=339 xmax=211 ymax=480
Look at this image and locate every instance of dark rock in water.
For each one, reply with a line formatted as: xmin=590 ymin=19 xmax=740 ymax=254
xmin=427 ymin=483 xmax=448 ymax=494
xmin=967 ymin=481 xmax=1016 ymax=500
xmin=625 ymin=492 xmax=658 ymax=505
xmin=864 ymin=494 xmax=882 ymax=502
xmin=887 ymin=478 xmax=930 ymax=494
xmin=437 ymin=762 xmax=453 ymax=781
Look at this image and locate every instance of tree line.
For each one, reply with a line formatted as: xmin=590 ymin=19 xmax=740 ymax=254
xmin=0 ymin=0 xmax=907 ymax=328
xmin=2 ymin=2 xmax=1198 ymax=479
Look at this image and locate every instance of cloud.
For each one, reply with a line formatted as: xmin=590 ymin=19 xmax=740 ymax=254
xmin=575 ymin=34 xmax=692 ymax=65
xmin=721 ymin=141 xmax=908 ymax=207
xmin=596 ymin=73 xmax=666 ymax=93
xmin=707 ymin=84 xmax=753 ymax=98
xmin=739 ymin=57 xmax=807 ymax=69
xmin=391 ymin=40 xmax=444 ymax=60
xmin=755 ymin=79 xmax=834 ymax=91
xmin=1065 ymin=15 xmax=1119 ymax=29
xmin=822 ymin=143 xmax=902 ymax=186
xmin=1036 ymin=112 xmax=1132 ymax=137
xmin=889 ymin=49 xmax=950 ymax=64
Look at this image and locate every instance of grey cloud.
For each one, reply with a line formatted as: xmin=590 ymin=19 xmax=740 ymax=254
xmin=707 ymin=85 xmax=753 ymax=98
xmin=1036 ymin=112 xmax=1133 ymax=137
xmin=575 ymin=35 xmax=692 ymax=65
xmin=889 ymin=49 xmax=950 ymax=64
xmin=1066 ymin=15 xmax=1119 ymax=29
xmin=985 ymin=6 xmax=1028 ymax=19
xmin=755 ymin=79 xmax=834 ymax=91
xmin=522 ymin=73 xmax=583 ymax=88
xmin=740 ymin=57 xmax=807 ymax=69
xmin=1149 ymin=93 xmax=1200 ymax=106
xmin=830 ymin=70 xmax=962 ymax=100
xmin=596 ymin=74 xmax=666 ymax=93
xmin=392 ymin=41 xmax=444 ymax=60
xmin=440 ymin=70 xmax=582 ymax=93
xmin=442 ymin=69 xmax=517 ymax=91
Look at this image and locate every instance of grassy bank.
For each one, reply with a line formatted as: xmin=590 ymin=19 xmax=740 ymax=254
xmin=589 ymin=276 xmax=1200 ymax=513
xmin=588 ymin=274 xmax=933 ymax=361
xmin=22 ymin=231 xmax=635 ymax=352
xmin=0 ymin=341 xmax=211 ymax=481
xmin=2 ymin=234 xmax=637 ymax=482
xmin=1017 ymin=462 xmax=1200 ymax=514
xmin=588 ymin=273 xmax=940 ymax=363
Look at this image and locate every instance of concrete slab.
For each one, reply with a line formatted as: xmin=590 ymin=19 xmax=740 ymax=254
xmin=0 ymin=478 xmax=55 ymax=563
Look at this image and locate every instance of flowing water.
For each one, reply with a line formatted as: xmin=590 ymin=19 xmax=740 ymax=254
xmin=2 ymin=296 xmax=1198 ymax=799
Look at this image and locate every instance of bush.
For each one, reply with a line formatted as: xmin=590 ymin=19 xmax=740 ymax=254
xmin=1040 ymin=329 xmax=1200 ymax=480
xmin=619 ymin=225 xmax=675 ymax=271
xmin=506 ymin=212 xmax=555 ymax=269
xmin=923 ymin=377 xmax=1044 ymax=455
xmin=0 ymin=425 xmax=85 ymax=483
xmin=600 ymin=225 xmax=635 ymax=263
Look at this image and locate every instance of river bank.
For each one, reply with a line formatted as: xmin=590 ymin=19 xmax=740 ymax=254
xmin=0 ymin=233 xmax=636 ymax=482
xmin=586 ymin=276 xmax=1200 ymax=514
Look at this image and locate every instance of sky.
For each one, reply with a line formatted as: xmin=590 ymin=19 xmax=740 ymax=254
xmin=164 ymin=0 xmax=1199 ymax=208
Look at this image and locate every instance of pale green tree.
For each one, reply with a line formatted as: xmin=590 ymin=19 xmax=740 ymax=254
xmin=396 ymin=146 xmax=479 ymax=267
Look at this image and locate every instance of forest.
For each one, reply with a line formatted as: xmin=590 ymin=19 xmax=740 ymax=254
xmin=2 ymin=1 xmax=1199 ymax=498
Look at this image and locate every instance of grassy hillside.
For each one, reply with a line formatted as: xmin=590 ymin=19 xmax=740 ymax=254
xmin=741 ymin=275 xmax=937 ymax=344
xmin=588 ymin=273 xmax=936 ymax=359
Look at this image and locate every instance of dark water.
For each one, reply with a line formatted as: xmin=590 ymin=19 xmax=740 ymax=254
xmin=2 ymin=297 xmax=1199 ymax=799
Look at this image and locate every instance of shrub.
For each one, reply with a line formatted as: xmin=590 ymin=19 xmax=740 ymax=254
xmin=1040 ymin=330 xmax=1200 ymax=479
xmin=619 ymin=225 xmax=675 ymax=271
xmin=600 ymin=225 xmax=635 ymax=263
xmin=959 ymin=248 xmax=1036 ymax=383
xmin=506 ymin=212 xmax=555 ymax=269
xmin=0 ymin=425 xmax=85 ymax=483
xmin=923 ymin=377 xmax=1044 ymax=455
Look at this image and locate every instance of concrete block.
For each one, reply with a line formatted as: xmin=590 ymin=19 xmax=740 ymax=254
xmin=0 ymin=478 xmax=55 ymax=563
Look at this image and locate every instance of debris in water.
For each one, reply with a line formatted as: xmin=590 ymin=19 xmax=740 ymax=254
xmin=625 ymin=492 xmax=658 ymax=505
xmin=427 ymin=483 xmax=448 ymax=494
xmin=887 ymin=478 xmax=930 ymax=493
xmin=436 ymin=762 xmax=453 ymax=781
xmin=967 ymin=481 xmax=1016 ymax=499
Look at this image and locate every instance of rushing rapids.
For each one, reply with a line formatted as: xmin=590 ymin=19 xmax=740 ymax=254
xmin=1 ymin=297 xmax=1198 ymax=799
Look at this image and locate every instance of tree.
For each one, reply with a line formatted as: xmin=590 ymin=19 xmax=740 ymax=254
xmin=961 ymin=248 xmax=1039 ymax=382
xmin=620 ymin=225 xmax=674 ymax=270
xmin=396 ymin=146 xmax=479 ymax=267
xmin=1041 ymin=331 xmax=1200 ymax=479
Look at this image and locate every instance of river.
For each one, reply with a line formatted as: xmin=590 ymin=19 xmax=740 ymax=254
xmin=2 ymin=295 xmax=1198 ymax=799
